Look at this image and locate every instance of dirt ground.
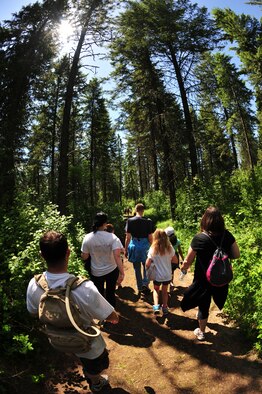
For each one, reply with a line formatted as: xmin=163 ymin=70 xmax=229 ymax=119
xmin=22 ymin=260 xmax=262 ymax=393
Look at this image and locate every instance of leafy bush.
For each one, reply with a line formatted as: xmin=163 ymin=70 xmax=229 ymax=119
xmin=0 ymin=197 xmax=86 ymax=356
xmin=224 ymin=214 xmax=262 ymax=353
xmin=143 ymin=190 xmax=170 ymax=221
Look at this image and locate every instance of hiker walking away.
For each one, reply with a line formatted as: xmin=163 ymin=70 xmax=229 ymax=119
xmin=26 ymin=230 xmax=119 ymax=392
xmin=125 ymin=203 xmax=153 ymax=295
xmin=105 ymin=223 xmax=125 ymax=289
xmin=146 ymin=229 xmax=178 ymax=315
xmin=81 ymin=212 xmax=124 ymax=309
xmin=165 ymin=226 xmax=184 ymax=292
xmin=180 ymin=206 xmax=240 ymax=341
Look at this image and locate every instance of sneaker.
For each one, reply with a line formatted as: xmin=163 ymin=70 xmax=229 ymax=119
xmin=194 ymin=327 xmax=205 ymax=341
xmin=162 ymin=306 xmax=169 ymax=315
xmin=90 ymin=375 xmax=109 ymax=392
xmin=153 ymin=304 xmax=161 ymax=314
xmin=141 ymin=285 xmax=151 ymax=295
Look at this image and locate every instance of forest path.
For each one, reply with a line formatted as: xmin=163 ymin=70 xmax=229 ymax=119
xmin=46 ymin=259 xmax=261 ymax=394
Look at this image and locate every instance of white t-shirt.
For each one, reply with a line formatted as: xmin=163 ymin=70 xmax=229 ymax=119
xmin=26 ymin=271 xmax=114 ymax=359
xmin=81 ymin=231 xmax=123 ymax=277
xmin=147 ymin=246 xmax=175 ymax=282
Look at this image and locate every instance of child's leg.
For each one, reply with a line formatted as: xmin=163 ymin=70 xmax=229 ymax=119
xmin=162 ymin=284 xmax=169 ymax=308
xmin=153 ymin=284 xmax=160 ymax=305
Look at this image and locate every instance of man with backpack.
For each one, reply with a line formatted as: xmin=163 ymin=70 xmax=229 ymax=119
xmin=26 ymin=230 xmax=119 ymax=393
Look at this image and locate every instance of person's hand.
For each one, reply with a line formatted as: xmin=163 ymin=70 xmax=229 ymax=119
xmin=181 ymin=260 xmax=190 ymax=271
xmin=110 ymin=319 xmax=119 ymax=324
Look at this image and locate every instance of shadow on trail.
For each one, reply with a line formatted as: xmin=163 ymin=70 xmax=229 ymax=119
xmin=111 ymin=284 xmax=261 ymax=393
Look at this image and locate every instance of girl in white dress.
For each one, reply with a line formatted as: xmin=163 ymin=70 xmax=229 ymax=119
xmin=146 ymin=229 xmax=178 ymax=315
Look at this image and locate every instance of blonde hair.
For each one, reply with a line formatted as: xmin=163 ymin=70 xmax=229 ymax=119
xmin=151 ymin=229 xmax=172 ymax=256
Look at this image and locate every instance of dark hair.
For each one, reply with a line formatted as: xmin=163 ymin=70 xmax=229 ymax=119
xmin=200 ymin=206 xmax=225 ymax=234
xmin=169 ymin=233 xmax=177 ymax=246
xmin=92 ymin=212 xmax=108 ymax=233
xmin=105 ymin=223 xmax=114 ymax=233
xmin=40 ymin=230 xmax=68 ymax=266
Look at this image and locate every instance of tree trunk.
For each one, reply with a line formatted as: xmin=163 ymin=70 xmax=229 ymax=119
xmin=232 ymin=89 xmax=254 ymax=169
xmin=51 ymin=76 xmax=60 ymax=203
xmin=137 ymin=145 xmax=144 ymax=196
xmin=57 ymin=0 xmax=102 ymax=215
xmin=224 ymin=107 xmax=238 ymax=170
xmin=168 ymin=46 xmax=198 ymax=178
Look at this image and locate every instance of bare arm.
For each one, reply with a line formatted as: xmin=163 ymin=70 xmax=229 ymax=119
xmin=105 ymin=310 xmax=119 ymax=324
xmin=113 ymin=248 xmax=125 ymax=284
xmin=171 ymin=254 xmax=178 ymax=265
xmin=178 ymin=245 xmax=184 ymax=261
xmin=148 ymin=233 xmax=153 ymax=244
xmin=230 ymin=241 xmax=240 ymax=259
xmin=145 ymin=257 xmax=152 ymax=269
xmin=181 ymin=247 xmax=196 ymax=271
xmin=125 ymin=232 xmax=131 ymax=257
xmin=81 ymin=252 xmax=90 ymax=260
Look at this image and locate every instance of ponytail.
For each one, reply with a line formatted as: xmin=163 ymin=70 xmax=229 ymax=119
xmin=92 ymin=212 xmax=108 ymax=233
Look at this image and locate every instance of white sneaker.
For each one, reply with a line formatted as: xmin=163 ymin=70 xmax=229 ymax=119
xmin=194 ymin=328 xmax=205 ymax=341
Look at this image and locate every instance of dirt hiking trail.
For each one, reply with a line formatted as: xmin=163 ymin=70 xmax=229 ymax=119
xmin=32 ymin=260 xmax=261 ymax=393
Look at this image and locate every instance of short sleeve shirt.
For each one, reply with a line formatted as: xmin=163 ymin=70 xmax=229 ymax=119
xmin=191 ymin=230 xmax=235 ymax=282
xmin=125 ymin=216 xmax=153 ymax=238
xmin=81 ymin=231 xmax=122 ymax=276
xmin=26 ymin=272 xmax=114 ymax=359
xmin=147 ymin=246 xmax=175 ymax=282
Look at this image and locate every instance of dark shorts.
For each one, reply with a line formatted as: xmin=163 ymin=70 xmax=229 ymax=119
xmin=80 ymin=349 xmax=109 ymax=376
xmin=153 ymin=280 xmax=171 ymax=286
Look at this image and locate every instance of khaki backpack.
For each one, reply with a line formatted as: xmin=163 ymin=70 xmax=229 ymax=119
xmin=35 ymin=274 xmax=100 ymax=353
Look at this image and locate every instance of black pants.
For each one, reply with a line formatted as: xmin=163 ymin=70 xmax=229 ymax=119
xmin=91 ymin=267 xmax=119 ymax=307
xmin=80 ymin=349 xmax=109 ymax=376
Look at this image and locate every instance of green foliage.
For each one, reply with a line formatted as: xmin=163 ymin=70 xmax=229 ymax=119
xmin=143 ymin=190 xmax=170 ymax=224
xmin=174 ymin=167 xmax=262 ymax=353
xmin=31 ymin=373 xmax=45 ymax=384
xmin=224 ymin=208 xmax=262 ymax=353
xmin=12 ymin=334 xmax=34 ymax=355
xmin=0 ymin=195 xmax=86 ymax=356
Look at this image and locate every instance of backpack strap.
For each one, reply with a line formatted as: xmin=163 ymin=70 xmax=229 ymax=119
xmin=34 ymin=274 xmax=88 ymax=291
xmin=65 ymin=277 xmax=100 ymax=338
xmin=34 ymin=273 xmax=49 ymax=291
xmin=69 ymin=276 xmax=88 ymax=290
xmin=202 ymin=231 xmax=225 ymax=249
xmin=35 ymin=273 xmax=99 ymax=338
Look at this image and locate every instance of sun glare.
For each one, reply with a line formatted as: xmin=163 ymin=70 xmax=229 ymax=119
xmin=58 ymin=19 xmax=74 ymax=44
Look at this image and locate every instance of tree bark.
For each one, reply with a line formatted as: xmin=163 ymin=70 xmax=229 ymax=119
xmin=168 ymin=45 xmax=198 ymax=178
xmin=57 ymin=0 xmax=102 ymax=215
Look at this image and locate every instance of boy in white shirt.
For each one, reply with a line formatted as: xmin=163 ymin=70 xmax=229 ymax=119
xmin=27 ymin=230 xmax=119 ymax=393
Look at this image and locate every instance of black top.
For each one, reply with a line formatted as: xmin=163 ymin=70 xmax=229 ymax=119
xmin=181 ymin=229 xmax=236 ymax=312
xmin=125 ymin=216 xmax=153 ymax=238
xmin=191 ymin=230 xmax=235 ymax=283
